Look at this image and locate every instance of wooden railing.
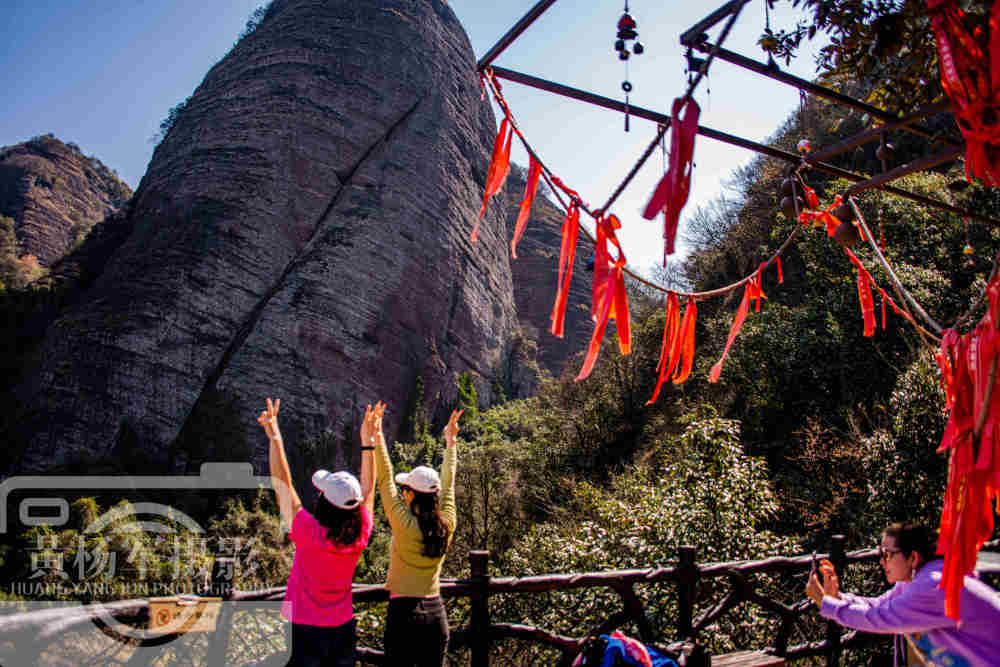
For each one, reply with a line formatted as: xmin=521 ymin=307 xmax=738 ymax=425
xmin=2 ymin=537 xmax=998 ymax=666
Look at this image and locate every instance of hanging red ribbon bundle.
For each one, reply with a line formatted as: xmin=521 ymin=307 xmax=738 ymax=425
xmin=473 ymin=116 xmax=513 ymax=242
xmin=510 ymin=157 xmax=542 ymax=259
xmin=549 ymin=176 xmax=584 ymax=338
xmin=577 ymin=213 xmax=631 ymax=381
xmin=927 ymin=0 xmax=1000 ymax=185
xmin=843 ymin=248 xmax=877 ymax=337
xmin=647 ymin=294 xmax=697 ymax=404
xmin=798 ymin=194 xmax=844 ymax=237
xmin=642 ymin=97 xmax=701 ymax=264
xmin=709 ymin=270 xmax=766 ymax=383
xmin=935 ymin=271 xmax=1000 ymax=622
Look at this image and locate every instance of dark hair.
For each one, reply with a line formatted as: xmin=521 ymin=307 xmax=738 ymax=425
xmin=405 ymin=488 xmax=450 ymax=558
xmin=313 ymin=494 xmax=362 ymax=547
xmin=883 ymin=522 xmax=938 ymax=567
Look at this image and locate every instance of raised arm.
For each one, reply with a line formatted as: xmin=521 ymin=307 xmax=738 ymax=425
xmin=439 ymin=409 xmax=462 ymax=532
xmin=359 ymin=402 xmax=384 ymax=515
xmin=258 ymin=397 xmax=302 ymax=530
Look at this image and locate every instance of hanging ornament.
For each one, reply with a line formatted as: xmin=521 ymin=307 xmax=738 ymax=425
xmin=797 ymin=138 xmax=812 ymax=153
xmin=614 ymin=2 xmax=643 ymax=132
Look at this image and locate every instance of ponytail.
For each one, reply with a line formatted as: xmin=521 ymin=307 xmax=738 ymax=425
xmin=410 ymin=490 xmax=450 ymax=558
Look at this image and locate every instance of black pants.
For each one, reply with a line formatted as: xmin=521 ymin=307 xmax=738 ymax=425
xmin=383 ymin=596 xmax=449 ymax=667
xmin=287 ymin=618 xmax=357 ymax=667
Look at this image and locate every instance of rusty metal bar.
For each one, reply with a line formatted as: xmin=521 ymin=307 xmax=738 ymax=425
xmin=806 ymin=103 xmax=953 ymax=164
xmin=476 ymin=0 xmax=558 ymax=71
xmin=490 ymin=66 xmax=1000 ymax=227
xmin=679 ymin=0 xmax=751 ymax=47
xmin=846 ymin=146 xmax=963 ymax=195
xmin=691 ymin=42 xmax=942 ymax=141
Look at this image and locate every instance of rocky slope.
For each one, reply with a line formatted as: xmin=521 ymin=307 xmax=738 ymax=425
xmin=505 ymin=169 xmax=595 ymax=386
xmin=0 ymin=135 xmax=131 ymax=267
xmin=10 ymin=0 xmax=523 ymax=477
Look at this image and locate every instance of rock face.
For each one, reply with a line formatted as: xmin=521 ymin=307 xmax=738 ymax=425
xmin=0 ymin=135 xmax=132 ymax=267
xmin=505 ymin=169 xmax=595 ymax=384
xmin=10 ymin=0 xmax=520 ymax=477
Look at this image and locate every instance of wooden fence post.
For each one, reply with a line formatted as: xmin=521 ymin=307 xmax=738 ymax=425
xmin=677 ymin=545 xmax=697 ymax=639
xmin=469 ymin=550 xmax=491 ymax=667
xmin=205 ymin=556 xmax=235 ymax=666
xmin=825 ymin=535 xmax=845 ymax=667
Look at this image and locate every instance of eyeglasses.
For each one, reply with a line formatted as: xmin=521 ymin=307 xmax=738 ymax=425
xmin=878 ymin=546 xmax=903 ymax=561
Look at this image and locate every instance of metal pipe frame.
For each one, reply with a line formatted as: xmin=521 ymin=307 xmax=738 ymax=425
xmin=489 ymin=66 xmax=999 ymax=227
xmin=689 ymin=42 xmax=953 ymax=143
xmin=476 ymin=0 xmax=559 ymax=71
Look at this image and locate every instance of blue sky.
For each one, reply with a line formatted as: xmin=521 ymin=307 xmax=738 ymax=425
xmin=1 ymin=0 xmax=825 ymax=276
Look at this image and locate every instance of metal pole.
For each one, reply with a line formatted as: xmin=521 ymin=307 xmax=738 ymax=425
xmin=489 ymin=66 xmax=1000 ymax=227
xmin=476 ymin=0 xmax=558 ymax=71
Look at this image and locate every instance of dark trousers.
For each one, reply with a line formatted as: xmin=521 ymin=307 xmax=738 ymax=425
xmin=287 ymin=619 xmax=357 ymax=667
xmin=384 ymin=596 xmax=449 ymax=667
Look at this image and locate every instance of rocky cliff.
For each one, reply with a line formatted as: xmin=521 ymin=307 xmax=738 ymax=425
xmin=0 ymin=135 xmax=132 ymax=267
xmin=10 ymin=0 xmax=524 ymax=477
xmin=505 ymin=169 xmax=595 ymax=387
xmin=7 ymin=0 xmax=606 ymax=483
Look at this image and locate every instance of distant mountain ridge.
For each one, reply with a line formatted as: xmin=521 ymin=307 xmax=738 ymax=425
xmin=0 ymin=135 xmax=131 ymax=268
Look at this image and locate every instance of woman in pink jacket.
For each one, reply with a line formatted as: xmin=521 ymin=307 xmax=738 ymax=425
xmin=259 ymin=398 xmax=383 ymax=667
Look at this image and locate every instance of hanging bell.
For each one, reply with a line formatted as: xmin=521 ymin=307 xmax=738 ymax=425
xmin=633 ymin=41 xmax=644 ymax=54
xmin=780 ymin=196 xmax=804 ymax=219
xmin=780 ymin=178 xmax=796 ymax=197
xmin=796 ymin=138 xmax=812 ymax=153
xmin=875 ymin=142 xmax=894 ymax=161
xmin=834 ymin=221 xmax=860 ymax=248
xmin=615 ymin=39 xmax=625 ymax=52
xmin=617 ymin=13 xmax=637 ymax=40
xmin=619 ymin=49 xmax=630 ymax=60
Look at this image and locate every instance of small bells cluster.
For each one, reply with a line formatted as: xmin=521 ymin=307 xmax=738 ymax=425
xmin=615 ymin=12 xmax=644 ymax=60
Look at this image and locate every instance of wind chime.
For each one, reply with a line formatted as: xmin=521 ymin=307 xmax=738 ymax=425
xmin=614 ymin=2 xmax=643 ymax=131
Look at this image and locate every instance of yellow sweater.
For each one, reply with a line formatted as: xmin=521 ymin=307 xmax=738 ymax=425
xmin=375 ymin=437 xmax=456 ymax=597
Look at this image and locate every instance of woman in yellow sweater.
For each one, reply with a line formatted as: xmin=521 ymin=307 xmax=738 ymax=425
xmin=373 ymin=407 xmax=461 ymax=667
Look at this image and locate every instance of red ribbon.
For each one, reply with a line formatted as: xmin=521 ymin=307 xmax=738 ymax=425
xmin=642 ymin=97 xmax=700 ymax=264
xmin=709 ymin=274 xmax=765 ymax=383
xmin=577 ymin=214 xmax=631 ymax=380
xmin=549 ymin=201 xmax=580 ymax=338
xmin=473 ymin=116 xmax=513 ymax=241
xmin=935 ymin=261 xmax=1000 ymax=622
xmin=844 ymin=248 xmax=876 ymax=337
xmin=928 ymin=0 xmax=1000 ymax=185
xmin=510 ymin=157 xmax=542 ymax=259
xmin=776 ymin=256 xmax=784 ymax=284
xmin=798 ymin=195 xmax=844 ymax=237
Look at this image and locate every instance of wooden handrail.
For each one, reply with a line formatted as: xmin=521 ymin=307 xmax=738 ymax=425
xmin=3 ymin=539 xmax=998 ymax=665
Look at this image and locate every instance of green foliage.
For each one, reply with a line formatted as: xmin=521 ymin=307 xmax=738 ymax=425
xmin=493 ymin=414 xmax=798 ymax=654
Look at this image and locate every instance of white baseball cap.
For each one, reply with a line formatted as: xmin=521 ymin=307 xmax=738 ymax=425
xmin=312 ymin=470 xmax=362 ymax=509
xmin=395 ymin=466 xmax=441 ymax=494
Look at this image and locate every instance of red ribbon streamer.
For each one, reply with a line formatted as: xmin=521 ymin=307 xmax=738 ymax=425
xmin=473 ymin=117 xmax=513 ymax=241
xmin=798 ymin=195 xmax=844 ymax=237
xmin=510 ymin=157 xmax=542 ymax=259
xmin=641 ymin=97 xmax=700 ymax=264
xmin=928 ymin=0 xmax=1000 ymax=186
xmin=844 ymin=248 xmax=876 ymax=337
xmin=935 ymin=269 xmax=1000 ymax=621
xmin=776 ymin=256 xmax=784 ymax=284
xmin=549 ymin=201 xmax=580 ymax=338
xmin=577 ymin=214 xmax=631 ymax=381
xmin=709 ymin=274 xmax=765 ymax=383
